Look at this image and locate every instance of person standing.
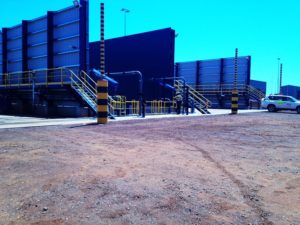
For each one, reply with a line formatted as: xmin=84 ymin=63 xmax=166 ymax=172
xmin=175 ymin=91 xmax=183 ymax=114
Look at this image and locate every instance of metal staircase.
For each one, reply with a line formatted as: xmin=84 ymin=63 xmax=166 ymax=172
xmin=174 ymin=80 xmax=211 ymax=114
xmin=70 ymin=70 xmax=118 ymax=118
xmin=247 ymin=85 xmax=265 ymax=101
xmin=70 ymin=70 xmax=97 ymax=112
xmin=246 ymin=85 xmax=265 ymax=109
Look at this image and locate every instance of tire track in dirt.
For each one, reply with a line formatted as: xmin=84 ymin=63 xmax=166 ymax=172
xmin=179 ymin=139 xmax=274 ymax=225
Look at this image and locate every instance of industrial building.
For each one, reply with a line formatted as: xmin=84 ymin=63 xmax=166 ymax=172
xmin=281 ymin=85 xmax=300 ymax=99
xmin=0 ymin=1 xmax=266 ymax=118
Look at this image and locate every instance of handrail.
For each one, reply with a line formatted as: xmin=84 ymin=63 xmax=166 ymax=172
xmin=69 ymin=70 xmax=96 ymax=99
xmin=80 ymin=70 xmax=97 ymax=93
xmin=174 ymin=80 xmax=211 ymax=108
xmin=0 ymin=67 xmax=70 ymax=88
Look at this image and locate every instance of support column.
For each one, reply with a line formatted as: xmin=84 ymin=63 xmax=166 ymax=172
xmin=47 ymin=11 xmax=54 ymax=82
xmin=22 ymin=20 xmax=28 ymax=83
xmin=79 ymin=0 xmax=88 ymax=72
xmin=2 ymin=28 xmax=8 ymax=75
xmin=97 ymin=79 xmax=108 ymax=124
xmin=231 ymin=48 xmax=238 ymax=114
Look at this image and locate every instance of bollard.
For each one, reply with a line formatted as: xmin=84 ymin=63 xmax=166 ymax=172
xmin=231 ymin=90 xmax=238 ymax=114
xmin=231 ymin=48 xmax=238 ymax=114
xmin=97 ymin=79 xmax=108 ymax=124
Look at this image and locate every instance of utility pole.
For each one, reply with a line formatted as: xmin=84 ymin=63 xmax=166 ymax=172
xmin=277 ymin=58 xmax=280 ymax=94
xmin=280 ymin=63 xmax=283 ymax=94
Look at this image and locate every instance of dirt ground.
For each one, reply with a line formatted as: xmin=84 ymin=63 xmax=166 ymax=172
xmin=0 ymin=112 xmax=299 ymax=225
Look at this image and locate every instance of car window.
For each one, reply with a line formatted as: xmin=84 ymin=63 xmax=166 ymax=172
xmin=283 ymin=97 xmax=295 ymax=102
xmin=273 ymin=96 xmax=282 ymax=101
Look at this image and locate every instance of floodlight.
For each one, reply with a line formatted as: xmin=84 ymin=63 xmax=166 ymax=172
xmin=73 ymin=0 xmax=82 ymax=8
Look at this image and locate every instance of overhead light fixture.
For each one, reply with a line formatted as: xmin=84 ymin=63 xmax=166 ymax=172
xmin=121 ymin=8 xmax=130 ymax=13
xmin=73 ymin=0 xmax=82 ymax=8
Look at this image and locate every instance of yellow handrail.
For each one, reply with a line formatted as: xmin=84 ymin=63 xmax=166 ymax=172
xmin=69 ymin=70 xmax=97 ymax=99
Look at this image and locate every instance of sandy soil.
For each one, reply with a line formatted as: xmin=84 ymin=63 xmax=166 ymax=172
xmin=0 ymin=112 xmax=299 ymax=225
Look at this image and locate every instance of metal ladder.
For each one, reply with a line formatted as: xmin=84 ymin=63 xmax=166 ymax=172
xmin=174 ymin=80 xmax=211 ymax=114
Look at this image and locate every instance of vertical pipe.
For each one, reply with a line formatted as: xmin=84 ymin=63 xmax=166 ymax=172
xmin=100 ymin=3 xmax=105 ymax=75
xmin=231 ymin=48 xmax=238 ymax=114
xmin=97 ymin=79 xmax=108 ymax=124
xmin=280 ymin=64 xmax=283 ymax=94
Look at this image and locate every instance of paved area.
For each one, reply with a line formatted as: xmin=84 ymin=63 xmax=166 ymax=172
xmin=0 ymin=109 xmax=265 ymax=129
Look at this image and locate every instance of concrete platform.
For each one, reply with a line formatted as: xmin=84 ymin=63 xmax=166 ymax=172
xmin=0 ymin=109 xmax=266 ymax=129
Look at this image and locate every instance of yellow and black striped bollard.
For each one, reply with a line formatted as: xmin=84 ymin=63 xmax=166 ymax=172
xmin=231 ymin=48 xmax=239 ymax=114
xmin=231 ymin=90 xmax=238 ymax=114
xmin=97 ymin=79 xmax=108 ymax=124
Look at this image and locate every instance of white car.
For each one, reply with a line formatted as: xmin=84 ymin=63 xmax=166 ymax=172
xmin=261 ymin=95 xmax=300 ymax=114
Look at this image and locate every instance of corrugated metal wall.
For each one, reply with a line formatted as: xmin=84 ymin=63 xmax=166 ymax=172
xmin=7 ymin=25 xmax=23 ymax=74
xmin=282 ymin=85 xmax=300 ymax=99
xmin=176 ymin=56 xmax=251 ymax=109
xmin=176 ymin=56 xmax=251 ymax=86
xmin=27 ymin=16 xmax=48 ymax=70
xmin=250 ymin=80 xmax=267 ymax=94
xmin=199 ymin=60 xmax=221 ymax=85
xmin=53 ymin=7 xmax=81 ymax=74
xmin=90 ymin=28 xmax=175 ymax=100
xmin=0 ymin=0 xmax=88 ymax=85
xmin=223 ymin=57 xmax=250 ymax=85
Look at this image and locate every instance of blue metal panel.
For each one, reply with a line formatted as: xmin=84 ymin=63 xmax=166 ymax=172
xmin=199 ymin=60 xmax=222 ymax=85
xmin=7 ymin=25 xmax=22 ymax=39
xmin=53 ymin=6 xmax=82 ymax=76
xmin=0 ymin=2 xmax=89 ymax=86
xmin=223 ymin=57 xmax=250 ymax=85
xmin=177 ymin=56 xmax=251 ymax=86
xmin=90 ymin=28 xmax=175 ymax=100
xmin=282 ymin=85 xmax=300 ymax=99
xmin=250 ymin=80 xmax=267 ymax=94
xmin=177 ymin=61 xmax=197 ymax=84
xmin=27 ymin=17 xmax=47 ymax=33
xmin=27 ymin=18 xmax=47 ymax=71
xmin=7 ymin=26 xmax=23 ymax=75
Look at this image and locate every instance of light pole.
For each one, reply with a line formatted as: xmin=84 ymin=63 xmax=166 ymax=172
xmin=277 ymin=58 xmax=280 ymax=94
xmin=121 ymin=8 xmax=130 ymax=36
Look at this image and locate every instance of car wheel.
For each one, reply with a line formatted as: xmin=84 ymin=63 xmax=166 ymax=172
xmin=297 ymin=107 xmax=300 ymax=114
xmin=267 ymin=104 xmax=276 ymax=112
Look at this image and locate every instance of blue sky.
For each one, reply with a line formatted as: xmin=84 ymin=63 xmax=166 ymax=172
xmin=1 ymin=0 xmax=299 ymax=94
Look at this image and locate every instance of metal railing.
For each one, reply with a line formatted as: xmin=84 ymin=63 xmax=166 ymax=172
xmin=108 ymin=95 xmax=140 ymax=116
xmin=0 ymin=68 xmax=71 ymax=88
xmin=174 ymin=80 xmax=211 ymax=108
xmin=146 ymin=100 xmax=177 ymax=114
xmin=192 ymin=83 xmax=265 ymax=100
